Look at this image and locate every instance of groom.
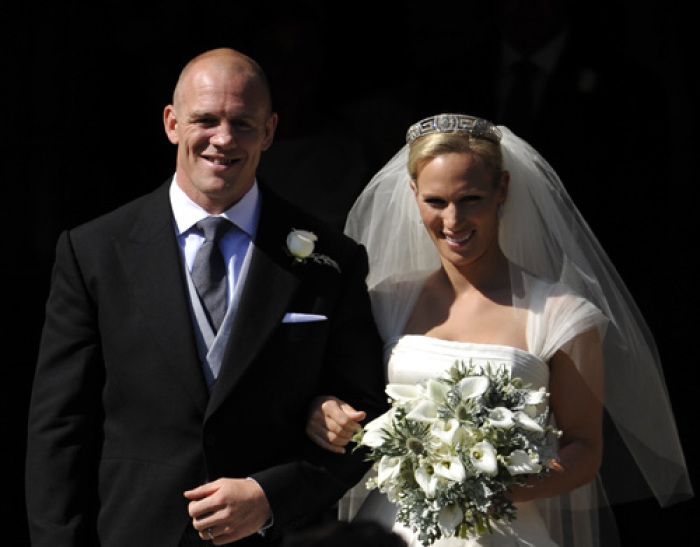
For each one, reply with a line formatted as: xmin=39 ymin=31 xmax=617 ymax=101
xmin=25 ymin=48 xmax=386 ymax=546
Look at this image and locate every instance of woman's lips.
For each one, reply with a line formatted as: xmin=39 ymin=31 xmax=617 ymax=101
xmin=444 ymin=230 xmax=474 ymax=245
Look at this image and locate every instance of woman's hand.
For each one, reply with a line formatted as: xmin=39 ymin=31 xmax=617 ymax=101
xmin=306 ymin=395 xmax=366 ymax=453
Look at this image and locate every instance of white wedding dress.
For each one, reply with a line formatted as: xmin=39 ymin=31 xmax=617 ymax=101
xmin=340 ymin=274 xmax=607 ymax=547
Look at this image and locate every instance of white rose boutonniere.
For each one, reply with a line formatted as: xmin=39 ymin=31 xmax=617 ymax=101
xmin=286 ymin=229 xmax=340 ymax=272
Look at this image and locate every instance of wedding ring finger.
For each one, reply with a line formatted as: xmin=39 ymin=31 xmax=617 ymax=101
xmin=206 ymin=527 xmax=215 ymax=541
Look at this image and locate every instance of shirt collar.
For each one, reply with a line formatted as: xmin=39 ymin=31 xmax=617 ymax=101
xmin=169 ymin=175 xmax=260 ymax=238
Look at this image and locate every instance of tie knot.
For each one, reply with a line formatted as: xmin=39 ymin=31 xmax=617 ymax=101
xmin=196 ymin=217 xmax=230 ymax=242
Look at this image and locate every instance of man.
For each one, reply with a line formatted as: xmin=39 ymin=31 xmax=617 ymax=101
xmin=25 ymin=48 xmax=386 ymax=546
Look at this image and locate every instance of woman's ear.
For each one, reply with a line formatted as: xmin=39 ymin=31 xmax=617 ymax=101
xmin=409 ymin=179 xmax=418 ymax=195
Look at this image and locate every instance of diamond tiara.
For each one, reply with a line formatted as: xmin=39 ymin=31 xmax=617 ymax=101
xmin=406 ymin=113 xmax=502 ymax=145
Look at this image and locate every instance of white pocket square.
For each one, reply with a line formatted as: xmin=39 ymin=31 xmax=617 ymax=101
xmin=282 ymin=313 xmax=328 ymax=323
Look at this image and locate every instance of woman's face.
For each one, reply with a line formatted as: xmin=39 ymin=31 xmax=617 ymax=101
xmin=411 ymin=151 xmax=508 ymax=270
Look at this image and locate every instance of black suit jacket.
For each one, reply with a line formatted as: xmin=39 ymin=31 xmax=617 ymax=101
xmin=25 ymin=180 xmax=387 ymax=546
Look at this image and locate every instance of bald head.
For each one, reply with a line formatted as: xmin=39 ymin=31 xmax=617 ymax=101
xmin=173 ymin=48 xmax=272 ymax=114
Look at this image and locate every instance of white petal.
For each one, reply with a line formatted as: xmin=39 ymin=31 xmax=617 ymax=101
xmin=377 ymin=456 xmax=403 ymax=485
xmin=470 ymin=441 xmax=499 ymax=476
xmin=406 ymin=400 xmax=439 ymax=423
xmin=487 ymin=407 xmax=514 ymax=428
xmin=432 ymin=418 xmax=467 ymax=445
xmin=426 ymin=378 xmax=450 ymax=403
xmin=364 ymin=409 xmax=394 ymax=431
xmin=386 ymin=383 xmax=422 ymax=402
xmin=457 ymin=376 xmax=490 ymax=399
xmin=434 ymin=456 xmax=466 ymax=482
xmin=506 ymin=450 xmax=542 ymax=475
xmin=524 ymin=388 xmax=548 ymax=405
xmin=286 ymin=230 xmax=316 ymax=257
xmin=415 ymin=465 xmax=440 ymax=497
xmin=514 ymin=411 xmax=544 ymax=432
xmin=438 ymin=503 xmax=464 ymax=537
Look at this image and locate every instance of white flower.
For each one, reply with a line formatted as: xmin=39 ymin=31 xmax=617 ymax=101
xmin=361 ymin=409 xmax=395 ymax=448
xmin=524 ymin=388 xmax=548 ymax=406
xmin=513 ymin=411 xmax=544 ymax=432
xmin=506 ymin=450 xmax=542 ymax=475
xmin=438 ymin=503 xmax=464 ymax=537
xmin=426 ymin=378 xmax=450 ymax=403
xmin=457 ymin=376 xmax=490 ymax=399
xmin=377 ymin=455 xmax=403 ymax=487
xmin=433 ymin=452 xmax=467 ymax=482
xmin=487 ymin=407 xmax=515 ymax=428
xmin=432 ymin=418 xmax=468 ymax=446
xmin=469 ymin=441 xmax=498 ymax=476
xmin=286 ymin=229 xmax=317 ymax=258
xmin=415 ymin=462 xmax=441 ymax=498
xmin=406 ymin=400 xmax=439 ymax=423
xmin=386 ymin=383 xmax=422 ymax=402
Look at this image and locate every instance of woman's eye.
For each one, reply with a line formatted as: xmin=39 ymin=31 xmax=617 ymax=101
xmin=424 ymin=198 xmax=446 ymax=207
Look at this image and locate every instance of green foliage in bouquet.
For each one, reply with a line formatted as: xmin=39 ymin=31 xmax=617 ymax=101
xmin=353 ymin=360 xmax=561 ymax=546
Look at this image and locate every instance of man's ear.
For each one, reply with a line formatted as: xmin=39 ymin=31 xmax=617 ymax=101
xmin=163 ymin=105 xmax=179 ymax=145
xmin=261 ymin=112 xmax=278 ymax=151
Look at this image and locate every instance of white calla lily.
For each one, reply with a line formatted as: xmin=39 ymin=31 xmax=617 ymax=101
xmin=432 ymin=418 xmax=467 ymax=446
xmin=426 ymin=378 xmax=450 ymax=403
xmin=506 ymin=449 xmax=542 ymax=475
xmin=386 ymin=383 xmax=422 ymax=402
xmin=433 ymin=454 xmax=467 ymax=482
xmin=361 ymin=410 xmax=394 ymax=448
xmin=377 ymin=456 xmax=403 ymax=487
xmin=415 ymin=463 xmax=440 ymax=498
xmin=457 ymin=376 xmax=490 ymax=399
xmin=406 ymin=399 xmax=440 ymax=423
xmin=487 ymin=407 xmax=515 ymax=428
xmin=438 ymin=503 xmax=464 ymax=537
xmin=470 ymin=441 xmax=498 ymax=476
xmin=514 ymin=411 xmax=544 ymax=432
xmin=524 ymin=388 xmax=548 ymax=405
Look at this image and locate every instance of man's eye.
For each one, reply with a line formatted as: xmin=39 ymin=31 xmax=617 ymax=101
xmin=232 ymin=120 xmax=253 ymax=130
xmin=195 ymin=118 xmax=217 ymax=126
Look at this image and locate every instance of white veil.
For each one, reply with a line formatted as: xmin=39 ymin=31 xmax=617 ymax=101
xmin=344 ymin=121 xmax=692 ymax=545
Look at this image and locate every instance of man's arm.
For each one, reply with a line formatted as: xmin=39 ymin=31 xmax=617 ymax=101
xmin=26 ymin=231 xmax=104 ymax=546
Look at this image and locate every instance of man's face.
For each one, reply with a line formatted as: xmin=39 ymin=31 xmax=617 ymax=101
xmin=164 ymin=60 xmax=277 ymax=213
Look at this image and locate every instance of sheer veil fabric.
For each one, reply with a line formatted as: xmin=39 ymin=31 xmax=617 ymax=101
xmin=343 ymin=126 xmax=692 ymax=546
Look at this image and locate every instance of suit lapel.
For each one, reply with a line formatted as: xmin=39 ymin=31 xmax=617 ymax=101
xmin=206 ymin=187 xmax=300 ymax=418
xmin=115 ymin=181 xmax=210 ymax=412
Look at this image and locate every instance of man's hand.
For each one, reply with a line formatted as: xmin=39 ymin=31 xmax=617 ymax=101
xmin=306 ymin=395 xmax=366 ymax=454
xmin=184 ymin=478 xmax=271 ymax=545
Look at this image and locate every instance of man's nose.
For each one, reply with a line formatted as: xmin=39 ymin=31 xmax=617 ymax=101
xmin=211 ymin=123 xmax=235 ymax=147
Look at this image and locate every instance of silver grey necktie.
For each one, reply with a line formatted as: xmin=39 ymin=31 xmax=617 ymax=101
xmin=192 ymin=217 xmax=230 ymax=331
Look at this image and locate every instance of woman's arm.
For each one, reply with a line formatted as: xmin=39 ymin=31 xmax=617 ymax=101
xmin=509 ymin=328 xmax=604 ymax=502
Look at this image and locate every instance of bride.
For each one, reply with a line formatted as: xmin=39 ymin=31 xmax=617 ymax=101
xmin=305 ymin=114 xmax=692 ymax=546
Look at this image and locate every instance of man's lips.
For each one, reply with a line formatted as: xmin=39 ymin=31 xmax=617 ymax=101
xmin=202 ymin=155 xmax=239 ymax=166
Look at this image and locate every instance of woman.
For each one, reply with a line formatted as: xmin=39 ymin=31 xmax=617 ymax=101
xmin=306 ymin=114 xmax=692 ymax=546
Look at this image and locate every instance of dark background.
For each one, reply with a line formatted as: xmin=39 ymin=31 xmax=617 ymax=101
xmin=3 ymin=0 xmax=697 ymax=545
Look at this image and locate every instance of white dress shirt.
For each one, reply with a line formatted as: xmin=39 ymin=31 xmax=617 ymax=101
xmin=169 ymin=176 xmax=260 ymax=309
xmin=169 ymin=177 xmax=261 ymax=389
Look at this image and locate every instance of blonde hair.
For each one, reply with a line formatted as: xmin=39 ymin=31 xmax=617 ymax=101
xmin=407 ymin=132 xmax=503 ymax=184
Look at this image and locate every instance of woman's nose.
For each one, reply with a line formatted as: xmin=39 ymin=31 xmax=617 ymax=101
xmin=443 ymin=203 xmax=461 ymax=229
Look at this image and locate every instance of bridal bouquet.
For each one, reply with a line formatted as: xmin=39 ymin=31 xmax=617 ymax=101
xmin=353 ymin=360 xmax=560 ymax=546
